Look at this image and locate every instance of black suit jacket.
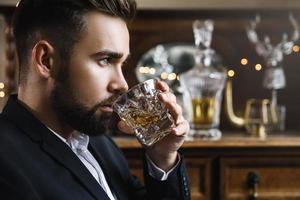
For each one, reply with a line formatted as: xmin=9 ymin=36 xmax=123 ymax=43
xmin=0 ymin=95 xmax=190 ymax=200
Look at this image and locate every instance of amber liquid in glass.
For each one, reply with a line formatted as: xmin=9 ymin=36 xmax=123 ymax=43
xmin=245 ymin=119 xmax=261 ymax=135
xmin=121 ymin=108 xmax=173 ymax=146
xmin=124 ymin=110 xmax=160 ymax=127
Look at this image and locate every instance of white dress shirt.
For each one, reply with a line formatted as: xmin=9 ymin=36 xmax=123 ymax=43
xmin=49 ymin=129 xmax=179 ymax=200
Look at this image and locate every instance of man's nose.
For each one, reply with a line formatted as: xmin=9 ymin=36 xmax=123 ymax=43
xmin=108 ymin=73 xmax=128 ymax=94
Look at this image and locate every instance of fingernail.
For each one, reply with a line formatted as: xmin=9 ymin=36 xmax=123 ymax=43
xmin=158 ymin=93 xmax=165 ymax=100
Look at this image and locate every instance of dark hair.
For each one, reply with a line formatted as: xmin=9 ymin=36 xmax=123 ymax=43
xmin=12 ymin=0 xmax=136 ymax=83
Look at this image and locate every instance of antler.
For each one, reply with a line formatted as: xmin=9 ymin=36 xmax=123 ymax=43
xmin=277 ymin=14 xmax=299 ymax=55
xmin=246 ymin=13 xmax=300 ymax=62
xmin=246 ymin=15 xmax=271 ymax=57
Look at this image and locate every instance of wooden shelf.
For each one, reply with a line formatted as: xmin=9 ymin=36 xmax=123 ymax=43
xmin=113 ymin=131 xmax=300 ymax=149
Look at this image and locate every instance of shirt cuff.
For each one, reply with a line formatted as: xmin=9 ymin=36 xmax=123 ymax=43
xmin=146 ymin=153 xmax=181 ymax=181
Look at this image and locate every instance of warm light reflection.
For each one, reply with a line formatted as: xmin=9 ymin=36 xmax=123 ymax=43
xmin=0 ymin=91 xmax=5 ymax=98
xmin=149 ymin=68 xmax=156 ymax=75
xmin=144 ymin=67 xmax=150 ymax=74
xmin=161 ymin=72 xmax=168 ymax=80
xmin=168 ymin=73 xmax=177 ymax=81
xmin=255 ymin=64 xmax=262 ymax=71
xmin=139 ymin=66 xmax=152 ymax=74
xmin=241 ymin=58 xmax=248 ymax=65
xmin=16 ymin=1 xmax=20 ymax=7
xmin=227 ymin=70 xmax=235 ymax=77
xmin=139 ymin=67 xmax=145 ymax=73
xmin=0 ymin=82 xmax=4 ymax=89
xmin=293 ymin=45 xmax=300 ymax=53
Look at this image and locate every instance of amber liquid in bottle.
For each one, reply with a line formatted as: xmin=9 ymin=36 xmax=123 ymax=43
xmin=192 ymin=97 xmax=215 ymax=126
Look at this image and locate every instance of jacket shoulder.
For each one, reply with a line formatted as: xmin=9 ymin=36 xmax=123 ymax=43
xmin=0 ymin=114 xmax=19 ymax=133
xmin=0 ymin=114 xmax=24 ymax=145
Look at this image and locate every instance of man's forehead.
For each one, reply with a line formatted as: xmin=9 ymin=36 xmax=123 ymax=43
xmin=69 ymin=11 xmax=130 ymax=57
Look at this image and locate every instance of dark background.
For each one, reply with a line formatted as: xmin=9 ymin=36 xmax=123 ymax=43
xmin=125 ymin=9 xmax=300 ymax=132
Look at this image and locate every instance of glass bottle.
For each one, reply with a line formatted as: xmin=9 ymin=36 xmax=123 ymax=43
xmin=180 ymin=19 xmax=226 ymax=139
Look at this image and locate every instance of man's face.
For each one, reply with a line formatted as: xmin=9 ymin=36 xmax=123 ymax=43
xmin=50 ymin=11 xmax=130 ymax=136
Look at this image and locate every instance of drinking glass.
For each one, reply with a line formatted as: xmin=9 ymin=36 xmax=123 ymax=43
xmin=244 ymin=99 xmax=276 ymax=137
xmin=113 ymin=79 xmax=175 ymax=146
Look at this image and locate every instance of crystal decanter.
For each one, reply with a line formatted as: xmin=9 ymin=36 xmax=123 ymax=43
xmin=180 ymin=19 xmax=226 ymax=139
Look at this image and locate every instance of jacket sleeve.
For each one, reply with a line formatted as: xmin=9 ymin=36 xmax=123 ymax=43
xmin=142 ymin=153 xmax=191 ymax=200
xmin=102 ymin=136 xmax=191 ymax=200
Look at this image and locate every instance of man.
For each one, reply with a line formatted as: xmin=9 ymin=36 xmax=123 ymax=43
xmin=0 ymin=0 xmax=190 ymax=199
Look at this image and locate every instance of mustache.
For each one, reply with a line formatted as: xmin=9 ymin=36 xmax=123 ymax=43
xmin=91 ymin=94 xmax=122 ymax=112
xmin=100 ymin=94 xmax=122 ymax=107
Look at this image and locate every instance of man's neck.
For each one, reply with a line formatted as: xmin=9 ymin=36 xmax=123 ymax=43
xmin=18 ymin=87 xmax=74 ymax=140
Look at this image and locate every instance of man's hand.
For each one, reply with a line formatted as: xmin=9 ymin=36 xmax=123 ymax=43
xmin=145 ymin=80 xmax=189 ymax=171
xmin=117 ymin=80 xmax=190 ymax=171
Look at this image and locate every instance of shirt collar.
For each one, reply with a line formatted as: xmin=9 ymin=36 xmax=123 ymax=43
xmin=68 ymin=132 xmax=90 ymax=153
xmin=47 ymin=127 xmax=89 ymax=153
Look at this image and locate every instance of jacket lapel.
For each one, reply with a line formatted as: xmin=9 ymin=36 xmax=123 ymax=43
xmin=2 ymin=95 xmax=110 ymax=200
xmin=42 ymin=133 xmax=111 ymax=200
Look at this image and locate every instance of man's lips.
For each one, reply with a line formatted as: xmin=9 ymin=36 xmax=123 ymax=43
xmin=98 ymin=95 xmax=120 ymax=113
xmin=99 ymin=105 xmax=113 ymax=113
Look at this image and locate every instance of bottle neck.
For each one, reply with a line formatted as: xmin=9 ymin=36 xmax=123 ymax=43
xmin=195 ymin=48 xmax=215 ymax=67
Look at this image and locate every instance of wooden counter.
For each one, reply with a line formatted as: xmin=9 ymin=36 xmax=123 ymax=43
xmin=114 ymin=132 xmax=300 ymax=148
xmin=113 ymin=132 xmax=300 ymax=200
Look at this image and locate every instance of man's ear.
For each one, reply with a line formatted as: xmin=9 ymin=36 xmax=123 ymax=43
xmin=32 ymin=40 xmax=55 ymax=79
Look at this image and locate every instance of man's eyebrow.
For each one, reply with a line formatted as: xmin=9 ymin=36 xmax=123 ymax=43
xmin=92 ymin=49 xmax=130 ymax=61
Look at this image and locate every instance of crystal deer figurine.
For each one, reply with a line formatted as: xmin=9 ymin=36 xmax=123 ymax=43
xmin=246 ymin=14 xmax=299 ymax=107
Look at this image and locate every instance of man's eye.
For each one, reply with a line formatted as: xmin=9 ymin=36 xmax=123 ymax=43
xmin=98 ymin=58 xmax=111 ymax=67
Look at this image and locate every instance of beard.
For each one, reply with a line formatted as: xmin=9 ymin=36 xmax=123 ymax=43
xmin=50 ymin=72 xmax=119 ymax=137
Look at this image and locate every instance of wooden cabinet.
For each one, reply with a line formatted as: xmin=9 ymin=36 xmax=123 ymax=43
xmin=220 ymin=157 xmax=300 ymax=200
xmin=113 ymin=132 xmax=300 ymax=200
xmin=185 ymin=158 xmax=211 ymax=199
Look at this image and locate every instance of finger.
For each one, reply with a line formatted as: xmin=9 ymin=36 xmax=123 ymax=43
xmin=165 ymin=101 xmax=183 ymax=123
xmin=172 ymin=120 xmax=190 ymax=136
xmin=117 ymin=120 xmax=134 ymax=134
xmin=158 ymin=92 xmax=177 ymax=104
xmin=155 ymin=80 xmax=169 ymax=92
